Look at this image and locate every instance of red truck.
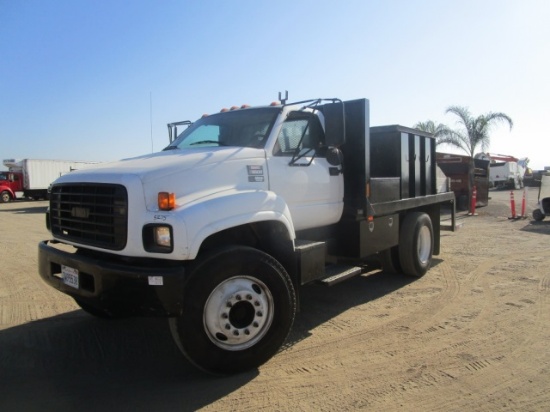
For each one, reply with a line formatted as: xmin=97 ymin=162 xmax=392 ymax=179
xmin=0 ymin=170 xmax=24 ymax=203
xmin=1 ymin=159 xmax=99 ymax=202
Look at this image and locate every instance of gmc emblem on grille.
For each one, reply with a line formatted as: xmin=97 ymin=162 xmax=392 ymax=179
xmin=71 ymin=207 xmax=90 ymax=218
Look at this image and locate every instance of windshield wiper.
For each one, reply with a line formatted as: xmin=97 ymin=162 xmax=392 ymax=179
xmin=163 ymin=146 xmax=179 ymax=151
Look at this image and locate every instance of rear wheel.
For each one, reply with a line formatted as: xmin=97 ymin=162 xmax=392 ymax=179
xmin=398 ymin=212 xmax=433 ymax=277
xmin=170 ymin=246 xmax=296 ymax=375
xmin=380 ymin=246 xmax=402 ymax=274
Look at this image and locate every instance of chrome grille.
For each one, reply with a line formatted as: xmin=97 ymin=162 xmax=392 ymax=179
xmin=49 ymin=184 xmax=128 ymax=250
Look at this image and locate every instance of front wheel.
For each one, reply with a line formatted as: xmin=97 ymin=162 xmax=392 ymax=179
xmin=398 ymin=212 xmax=433 ymax=277
xmin=170 ymin=246 xmax=296 ymax=375
xmin=1 ymin=191 xmax=11 ymax=203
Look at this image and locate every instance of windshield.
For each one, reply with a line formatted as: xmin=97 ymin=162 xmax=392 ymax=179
xmin=165 ymin=107 xmax=280 ymax=150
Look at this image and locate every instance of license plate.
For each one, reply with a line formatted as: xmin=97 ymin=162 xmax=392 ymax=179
xmin=62 ymin=265 xmax=79 ymax=289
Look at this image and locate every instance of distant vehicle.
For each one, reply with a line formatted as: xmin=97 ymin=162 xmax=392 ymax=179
xmin=533 ymin=174 xmax=550 ymax=221
xmin=1 ymin=159 xmax=99 ymax=202
xmin=436 ymin=152 xmax=490 ymax=210
xmin=524 ymin=168 xmax=547 ymax=187
xmin=475 ymin=153 xmax=527 ymax=190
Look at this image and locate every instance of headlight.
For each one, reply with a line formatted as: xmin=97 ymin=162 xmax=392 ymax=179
xmin=154 ymin=226 xmax=171 ymax=247
xmin=143 ymin=224 xmax=173 ymax=253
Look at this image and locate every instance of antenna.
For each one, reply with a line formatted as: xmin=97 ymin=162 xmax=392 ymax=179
xmin=278 ymin=90 xmax=289 ymax=104
xmin=150 ymin=92 xmax=153 ymax=153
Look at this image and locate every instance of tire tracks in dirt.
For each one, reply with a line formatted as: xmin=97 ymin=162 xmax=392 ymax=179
xmin=230 ymin=222 xmax=550 ymax=410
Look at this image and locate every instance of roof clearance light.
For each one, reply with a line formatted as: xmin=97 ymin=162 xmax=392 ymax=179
xmin=270 ymin=101 xmax=280 ymax=106
xmin=158 ymin=192 xmax=176 ymax=211
xmin=230 ymin=106 xmax=239 ymax=110
xmin=201 ymin=113 xmax=209 ymax=118
xmin=241 ymin=104 xmax=250 ymax=109
xmin=220 ymin=108 xmax=229 ymax=112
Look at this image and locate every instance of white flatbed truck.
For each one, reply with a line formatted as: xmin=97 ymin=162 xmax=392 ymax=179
xmin=38 ymin=96 xmax=456 ymax=374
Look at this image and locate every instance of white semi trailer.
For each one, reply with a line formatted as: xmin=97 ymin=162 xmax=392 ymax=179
xmin=1 ymin=159 xmax=99 ymax=201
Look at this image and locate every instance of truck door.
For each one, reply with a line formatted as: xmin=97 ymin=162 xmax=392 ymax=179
xmin=267 ymin=111 xmax=344 ymax=231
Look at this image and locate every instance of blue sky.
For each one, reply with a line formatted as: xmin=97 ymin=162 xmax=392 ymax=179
xmin=1 ymin=0 xmax=549 ymax=169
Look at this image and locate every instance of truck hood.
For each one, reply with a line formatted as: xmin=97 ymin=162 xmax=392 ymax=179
xmin=53 ymin=147 xmax=268 ymax=209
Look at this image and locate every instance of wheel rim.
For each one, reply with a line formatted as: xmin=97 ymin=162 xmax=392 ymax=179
xmin=203 ymin=276 xmax=274 ymax=351
xmin=417 ymin=225 xmax=431 ymax=265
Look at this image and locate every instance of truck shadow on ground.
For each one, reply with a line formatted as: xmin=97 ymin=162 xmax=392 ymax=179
xmin=0 ymin=205 xmax=48 ymax=214
xmin=0 ymin=270 xmax=416 ymax=412
xmin=285 ymin=269 xmax=418 ymax=349
xmin=520 ymin=219 xmax=550 ymax=235
xmin=0 ymin=314 xmax=256 ymax=411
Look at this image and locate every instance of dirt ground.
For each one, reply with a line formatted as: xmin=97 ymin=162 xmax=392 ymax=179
xmin=1 ymin=188 xmax=549 ymax=411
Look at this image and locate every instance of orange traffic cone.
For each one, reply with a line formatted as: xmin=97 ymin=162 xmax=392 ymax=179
xmin=509 ymin=190 xmax=517 ymax=219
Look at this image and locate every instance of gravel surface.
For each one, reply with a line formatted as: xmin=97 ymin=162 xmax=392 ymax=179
xmin=0 ymin=187 xmax=548 ymax=411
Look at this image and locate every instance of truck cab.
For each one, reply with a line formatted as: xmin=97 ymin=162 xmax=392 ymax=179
xmin=0 ymin=171 xmax=23 ymax=203
xmin=164 ymin=101 xmax=344 ymax=233
xmin=38 ymin=97 xmax=455 ymax=374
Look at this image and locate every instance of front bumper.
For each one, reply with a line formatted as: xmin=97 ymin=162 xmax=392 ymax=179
xmin=38 ymin=240 xmax=187 ymax=316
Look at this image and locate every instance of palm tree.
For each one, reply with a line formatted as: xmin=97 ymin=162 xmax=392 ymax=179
xmin=437 ymin=106 xmax=513 ymax=158
xmin=438 ymin=106 xmax=513 ymax=209
xmin=413 ymin=120 xmax=448 ymax=140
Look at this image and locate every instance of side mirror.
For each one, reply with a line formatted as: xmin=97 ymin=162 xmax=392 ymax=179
xmin=326 ymin=147 xmax=343 ymax=166
xmin=321 ymin=102 xmax=345 ymax=147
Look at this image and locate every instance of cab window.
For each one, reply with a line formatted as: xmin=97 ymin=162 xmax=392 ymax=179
xmin=274 ymin=112 xmax=325 ymax=156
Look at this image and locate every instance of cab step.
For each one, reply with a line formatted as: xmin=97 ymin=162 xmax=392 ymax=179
xmin=318 ymin=264 xmax=363 ymax=286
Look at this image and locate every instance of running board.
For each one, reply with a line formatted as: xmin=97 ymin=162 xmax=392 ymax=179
xmin=318 ymin=264 xmax=363 ymax=286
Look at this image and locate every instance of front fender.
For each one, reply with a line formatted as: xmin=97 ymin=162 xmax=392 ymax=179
xmin=0 ymin=185 xmax=15 ymax=199
xmin=179 ymin=190 xmax=295 ymax=259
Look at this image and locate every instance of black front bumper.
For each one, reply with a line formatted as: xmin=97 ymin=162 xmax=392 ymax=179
xmin=38 ymin=240 xmax=187 ymax=316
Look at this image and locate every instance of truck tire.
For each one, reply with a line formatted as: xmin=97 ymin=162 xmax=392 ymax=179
xmin=169 ymin=246 xmax=296 ymax=375
xmin=1 ymin=191 xmax=11 ymax=203
xmin=533 ymin=208 xmax=545 ymax=221
xmin=380 ymin=246 xmax=402 ymax=274
xmin=398 ymin=212 xmax=433 ymax=277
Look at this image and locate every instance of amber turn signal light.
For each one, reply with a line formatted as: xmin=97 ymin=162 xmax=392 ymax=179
xmin=158 ymin=192 xmax=176 ymax=210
